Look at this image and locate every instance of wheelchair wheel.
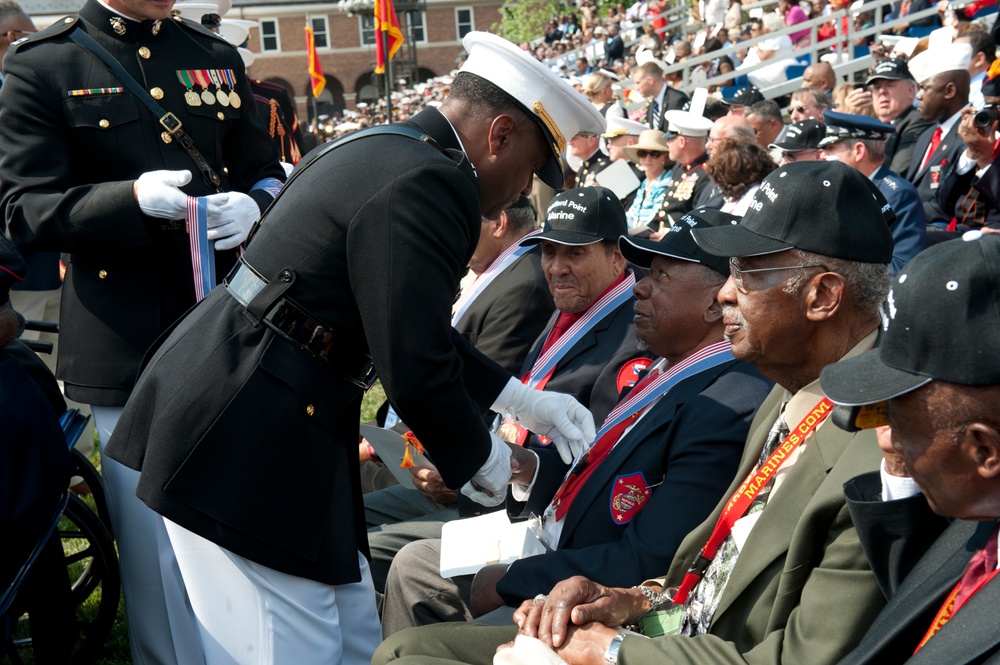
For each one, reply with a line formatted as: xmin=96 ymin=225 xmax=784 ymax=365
xmin=7 ymin=494 xmax=121 ymax=664
xmin=69 ymin=449 xmax=113 ymax=538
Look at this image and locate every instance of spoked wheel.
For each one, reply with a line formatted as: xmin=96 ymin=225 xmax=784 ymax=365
xmin=8 ymin=494 xmax=121 ymax=664
xmin=69 ymin=449 xmax=113 ymax=539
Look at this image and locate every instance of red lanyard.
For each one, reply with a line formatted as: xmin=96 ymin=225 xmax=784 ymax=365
xmin=914 ymin=565 xmax=999 ymax=652
xmin=672 ymin=397 xmax=834 ymax=605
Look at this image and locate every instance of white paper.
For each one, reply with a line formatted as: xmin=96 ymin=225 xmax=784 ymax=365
xmin=439 ymin=511 xmax=547 ymax=578
xmin=359 ymin=424 xmax=430 ymax=489
xmin=594 ymin=159 xmax=642 ymax=200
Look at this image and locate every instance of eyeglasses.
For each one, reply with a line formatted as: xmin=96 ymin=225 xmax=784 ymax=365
xmin=636 ymin=150 xmax=664 ymax=158
xmin=729 ymin=257 xmax=828 ymax=292
xmin=790 ymin=105 xmax=809 ymax=114
xmin=574 ymin=131 xmax=599 ymax=139
xmin=781 ymin=150 xmax=817 ymax=163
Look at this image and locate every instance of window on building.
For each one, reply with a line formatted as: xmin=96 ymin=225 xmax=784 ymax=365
xmin=407 ymin=11 xmax=426 ymax=43
xmin=455 ymin=7 xmax=474 ymax=39
xmin=260 ymin=18 xmax=280 ymax=52
xmin=308 ymin=16 xmax=329 ymax=48
xmin=360 ymin=15 xmax=376 ymax=46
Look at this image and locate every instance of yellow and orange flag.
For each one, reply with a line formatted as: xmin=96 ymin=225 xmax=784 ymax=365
xmin=374 ymin=0 xmax=404 ymax=74
xmin=305 ymin=26 xmax=326 ymax=97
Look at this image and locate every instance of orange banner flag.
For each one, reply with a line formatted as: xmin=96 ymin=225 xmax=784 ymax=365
xmin=305 ymin=26 xmax=326 ymax=98
xmin=374 ymin=0 xmax=404 ymax=74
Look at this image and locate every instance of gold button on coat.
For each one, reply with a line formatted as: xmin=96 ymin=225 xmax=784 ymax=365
xmin=161 ymin=132 xmax=172 ymax=144
xmin=216 ymin=111 xmax=224 ymax=121
xmin=150 ymin=87 xmax=164 ymax=100
xmin=98 ymin=270 xmax=108 ymax=279
xmin=98 ymin=119 xmax=110 ymax=129
xmin=138 ymin=46 xmax=150 ymax=59
xmin=305 ymin=404 xmax=315 ymax=416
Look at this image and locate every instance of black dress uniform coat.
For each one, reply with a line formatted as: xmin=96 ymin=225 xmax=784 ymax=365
xmin=659 ymin=154 xmax=710 ymax=226
xmin=497 ymin=360 xmax=772 ymax=604
xmin=646 ymin=87 xmax=692 ymax=132
xmin=107 ymin=108 xmax=512 ymax=585
xmin=0 ymin=0 xmax=284 ymax=406
xmin=839 ymin=473 xmax=1000 ymax=664
xmin=576 ymin=149 xmax=612 ymax=187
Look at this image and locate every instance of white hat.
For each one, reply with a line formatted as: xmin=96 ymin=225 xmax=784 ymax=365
xmin=603 ymin=116 xmax=648 ymax=138
xmin=908 ymin=42 xmax=973 ymax=84
xmin=663 ymin=110 xmax=713 ymax=138
xmin=172 ymin=0 xmax=231 ymax=20
xmin=219 ymin=18 xmax=258 ymax=47
xmin=460 ymin=31 xmax=606 ymax=189
xmin=237 ymin=46 xmax=254 ymax=69
xmin=635 ymin=45 xmax=669 ymax=72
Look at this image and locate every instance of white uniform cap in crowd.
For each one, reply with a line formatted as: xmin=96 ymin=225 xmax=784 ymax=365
xmin=603 ymin=116 xmax=648 ymax=138
xmin=219 ymin=18 xmax=258 ymax=46
xmin=460 ymin=31 xmax=607 ymax=189
xmin=237 ymin=47 xmax=254 ymax=68
xmin=663 ymin=110 xmax=713 ymax=138
xmin=172 ymin=1 xmax=231 ymax=21
xmin=635 ymin=45 xmax=670 ymax=72
xmin=908 ymin=42 xmax=973 ymax=84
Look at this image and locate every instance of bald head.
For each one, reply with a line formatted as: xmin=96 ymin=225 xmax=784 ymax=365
xmin=802 ymin=62 xmax=836 ymax=92
xmin=707 ymin=114 xmax=754 ymax=152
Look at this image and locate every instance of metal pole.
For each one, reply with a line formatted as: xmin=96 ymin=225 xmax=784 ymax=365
xmin=383 ymin=26 xmax=393 ymax=122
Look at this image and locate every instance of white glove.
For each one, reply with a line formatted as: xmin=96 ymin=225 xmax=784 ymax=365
xmin=205 ymin=191 xmax=260 ymax=251
xmin=280 ymin=161 xmax=295 ymax=177
xmin=460 ymin=433 xmax=512 ymax=507
xmin=493 ymin=378 xmax=597 ymax=465
xmin=135 ymin=169 xmax=192 ymax=220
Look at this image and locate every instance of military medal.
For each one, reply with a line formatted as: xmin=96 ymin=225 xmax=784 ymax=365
xmin=209 ymin=70 xmax=230 ymax=107
xmin=222 ymin=69 xmax=241 ymax=109
xmin=110 ymin=16 xmax=126 ymax=35
xmin=193 ymin=70 xmax=215 ymax=105
xmin=176 ymin=71 xmax=202 ymax=107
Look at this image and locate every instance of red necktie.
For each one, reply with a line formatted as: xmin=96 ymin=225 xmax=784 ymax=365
xmin=953 ymin=525 xmax=999 ymax=613
xmin=540 ymin=312 xmax=577 ymax=356
xmin=921 ymin=127 xmax=944 ymax=171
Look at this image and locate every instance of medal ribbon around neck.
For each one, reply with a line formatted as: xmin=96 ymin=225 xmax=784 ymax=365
xmin=452 ymin=229 xmax=541 ymax=326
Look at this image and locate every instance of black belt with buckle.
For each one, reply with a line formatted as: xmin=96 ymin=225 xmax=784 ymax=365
xmin=225 ymin=261 xmax=378 ymax=390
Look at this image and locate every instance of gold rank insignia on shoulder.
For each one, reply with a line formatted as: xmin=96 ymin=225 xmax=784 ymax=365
xmin=110 ymin=16 xmax=126 ymax=35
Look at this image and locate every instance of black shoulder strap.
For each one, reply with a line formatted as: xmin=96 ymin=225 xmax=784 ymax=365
xmin=67 ymin=26 xmax=222 ymax=190
xmin=244 ymin=125 xmax=446 ymax=246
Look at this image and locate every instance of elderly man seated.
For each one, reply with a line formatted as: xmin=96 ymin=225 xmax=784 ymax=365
xmin=379 ymin=203 xmax=772 ymax=636
xmin=374 ymin=161 xmax=895 ymax=665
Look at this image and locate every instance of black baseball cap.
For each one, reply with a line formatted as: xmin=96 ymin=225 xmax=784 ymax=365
xmin=865 ymin=57 xmax=914 ymax=85
xmin=0 ymin=235 xmax=25 ymax=306
xmin=691 ymin=161 xmax=894 ymax=263
xmin=521 ymin=186 xmax=627 ymax=246
xmin=821 ymin=232 xmax=1000 ymax=406
xmin=619 ymin=207 xmax=736 ymax=276
xmin=722 ymin=85 xmax=764 ymax=107
xmin=770 ymin=119 xmax=826 ymax=151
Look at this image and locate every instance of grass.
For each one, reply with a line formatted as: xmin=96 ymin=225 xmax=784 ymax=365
xmin=3 ymin=382 xmax=387 ymax=665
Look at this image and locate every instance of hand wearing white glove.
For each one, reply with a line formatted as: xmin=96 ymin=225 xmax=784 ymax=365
xmin=280 ymin=161 xmax=295 ymax=177
xmin=135 ymin=169 xmax=193 ymax=220
xmin=460 ymin=433 xmax=512 ymax=507
xmin=204 ymin=191 xmax=260 ymax=251
xmin=492 ymin=378 xmax=597 ymax=465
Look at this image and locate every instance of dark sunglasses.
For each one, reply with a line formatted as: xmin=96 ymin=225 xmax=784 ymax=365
xmin=636 ymin=150 xmax=663 ymax=158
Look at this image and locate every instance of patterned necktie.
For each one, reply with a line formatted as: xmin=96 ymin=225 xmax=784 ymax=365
xmin=921 ymin=126 xmax=944 ymax=171
xmin=681 ymin=415 xmax=789 ymax=636
xmin=649 ymin=98 xmax=660 ymax=128
xmin=953 ymin=524 xmax=999 ymax=612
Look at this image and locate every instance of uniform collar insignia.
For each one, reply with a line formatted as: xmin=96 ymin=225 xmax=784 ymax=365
xmin=110 ymin=15 xmax=126 ymax=35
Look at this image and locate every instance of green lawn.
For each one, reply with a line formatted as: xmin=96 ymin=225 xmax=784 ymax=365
xmin=3 ymin=382 xmax=387 ymax=665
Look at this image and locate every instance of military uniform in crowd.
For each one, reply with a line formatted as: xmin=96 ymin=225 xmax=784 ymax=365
xmin=251 ymin=77 xmax=304 ymax=164
xmin=576 ymin=148 xmax=611 ymax=186
xmin=658 ymin=153 xmax=710 ymax=227
xmin=0 ymin=3 xmax=284 ymax=662
xmin=0 ymin=0 xmax=284 ymax=406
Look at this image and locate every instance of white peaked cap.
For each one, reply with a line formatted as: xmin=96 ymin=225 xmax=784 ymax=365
xmin=908 ymin=42 xmax=973 ymax=84
xmin=460 ymin=31 xmax=607 ymax=189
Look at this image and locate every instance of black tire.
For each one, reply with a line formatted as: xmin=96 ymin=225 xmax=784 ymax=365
xmin=69 ymin=449 xmax=113 ymax=538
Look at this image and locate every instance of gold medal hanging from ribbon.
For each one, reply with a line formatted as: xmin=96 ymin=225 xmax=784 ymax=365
xmin=209 ymin=70 xmax=230 ymax=107
xmin=192 ymin=70 xmax=215 ymax=105
xmin=222 ymin=69 xmax=242 ymax=109
xmin=176 ymin=70 xmax=202 ymax=106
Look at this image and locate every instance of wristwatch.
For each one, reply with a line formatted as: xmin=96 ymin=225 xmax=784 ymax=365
xmin=604 ymin=631 xmax=628 ymax=664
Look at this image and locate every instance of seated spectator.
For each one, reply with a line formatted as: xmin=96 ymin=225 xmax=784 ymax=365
xmin=738 ymin=13 xmax=797 ymax=88
xmin=725 ymin=0 xmax=744 ymax=29
xmin=623 ymin=130 xmax=674 ymax=233
xmin=601 ymin=116 xmax=649 ymax=209
xmin=770 ymin=118 xmax=826 ymax=165
xmin=582 ymin=69 xmax=619 ymax=116
xmin=697 ymin=115 xmax=756 ymax=208
xmin=638 ymin=23 xmax=662 ymax=51
xmin=954 ymin=28 xmax=996 ymax=110
xmin=374 ymin=161 xmax=895 ymax=665
xmin=379 ymin=209 xmax=772 ymax=637
xmin=803 ymin=61 xmax=837 ymax=92
xmin=703 ymin=137 xmax=777 ymax=213
xmin=822 ymin=234 xmax=1000 ymax=664
xmin=721 ymin=84 xmax=765 ymax=117
xmin=820 ymin=110 xmax=926 ymax=272
xmin=790 ymin=86 xmax=832 ymax=121
xmin=701 ymin=37 xmax=736 ymax=91
xmin=746 ymin=99 xmax=787 ymax=150
xmin=780 ymin=0 xmax=811 ymax=45
xmin=832 ymin=82 xmax=877 ymax=118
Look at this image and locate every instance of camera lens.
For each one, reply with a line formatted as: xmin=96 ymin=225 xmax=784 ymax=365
xmin=974 ymin=110 xmax=994 ymax=128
